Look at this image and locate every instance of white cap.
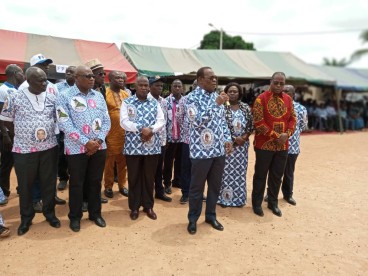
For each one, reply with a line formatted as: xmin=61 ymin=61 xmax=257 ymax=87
xmin=30 ymin=54 xmax=53 ymax=66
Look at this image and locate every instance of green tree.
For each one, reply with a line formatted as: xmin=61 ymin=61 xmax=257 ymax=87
xmin=322 ymin=57 xmax=350 ymax=67
xmin=199 ymin=31 xmax=256 ymax=50
xmin=351 ymin=30 xmax=368 ymax=62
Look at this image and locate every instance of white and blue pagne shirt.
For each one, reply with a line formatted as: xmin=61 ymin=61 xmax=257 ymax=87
xmin=147 ymin=93 xmax=168 ymax=147
xmin=0 ymin=82 xmax=17 ymax=104
xmin=120 ymin=94 xmax=165 ymax=155
xmin=56 ymin=80 xmax=72 ymax=93
xmin=186 ymin=87 xmax=231 ymax=159
xmin=288 ymin=101 xmax=308 ymax=154
xmin=56 ymin=85 xmax=111 ymax=155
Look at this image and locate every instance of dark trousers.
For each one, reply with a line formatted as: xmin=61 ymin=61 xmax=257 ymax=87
xmin=188 ymin=156 xmax=225 ymax=222
xmin=57 ymin=132 xmax=69 ymax=181
xmin=13 ymin=146 xmax=58 ymax=223
xmin=154 ymin=146 xmax=166 ymax=196
xmin=281 ymin=154 xmax=299 ymax=198
xmin=180 ymin=143 xmax=191 ymax=197
xmin=67 ymin=150 xmax=106 ymax=221
xmin=163 ymin=142 xmax=182 ymax=187
xmin=252 ymin=149 xmax=288 ymax=208
xmin=0 ymin=134 xmax=14 ymax=197
xmin=126 ymin=154 xmax=159 ymax=211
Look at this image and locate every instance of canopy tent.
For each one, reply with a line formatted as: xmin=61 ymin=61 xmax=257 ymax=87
xmin=0 ymin=29 xmax=137 ymax=83
xmin=311 ymin=65 xmax=368 ymax=92
xmin=121 ymin=42 xmax=335 ymax=85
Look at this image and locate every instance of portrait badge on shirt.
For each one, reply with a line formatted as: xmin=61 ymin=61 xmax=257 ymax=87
xmin=233 ymin=118 xmax=242 ymax=135
xmin=92 ymin=118 xmax=102 ymax=134
xmin=200 ymin=128 xmax=214 ymax=149
xmin=35 ymin=127 xmax=47 ymax=142
xmin=71 ymin=96 xmax=87 ymax=112
xmin=187 ymin=105 xmax=197 ymax=122
xmin=221 ymin=188 xmax=234 ymax=203
xmin=56 ymin=106 xmax=69 ymax=123
xmin=2 ymin=98 xmax=10 ymax=112
xmin=127 ymin=105 xmax=137 ymax=121
xmin=143 ymin=135 xmax=155 ymax=149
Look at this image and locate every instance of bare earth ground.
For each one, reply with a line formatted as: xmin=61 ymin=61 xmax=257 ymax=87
xmin=1 ymin=132 xmax=367 ymax=276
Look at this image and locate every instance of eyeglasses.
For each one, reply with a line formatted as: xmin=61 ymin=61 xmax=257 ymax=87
xmin=204 ymin=76 xmax=217 ymax=81
xmin=96 ymin=72 xmax=106 ymax=77
xmin=78 ymin=74 xmax=95 ymax=79
xmin=272 ymin=80 xmax=285 ymax=86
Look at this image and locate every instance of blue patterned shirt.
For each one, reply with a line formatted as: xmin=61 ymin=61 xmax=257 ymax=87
xmin=148 ymin=93 xmax=168 ymax=146
xmin=120 ymin=94 xmax=165 ymax=155
xmin=166 ymin=94 xmax=184 ymax=143
xmin=288 ymin=101 xmax=308 ymax=154
xmin=186 ymin=87 xmax=231 ymax=159
xmin=56 ymin=85 xmax=111 ymax=155
xmin=56 ymin=81 xmax=72 ymax=93
xmin=177 ymin=95 xmax=190 ymax=144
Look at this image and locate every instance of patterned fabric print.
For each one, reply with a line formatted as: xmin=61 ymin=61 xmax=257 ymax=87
xmin=56 ymin=81 xmax=72 ymax=93
xmin=289 ymin=102 xmax=308 ymax=154
xmin=148 ymin=93 xmax=168 ymax=146
xmin=19 ymin=80 xmax=59 ymax=96
xmin=186 ymin=87 xmax=231 ymax=159
xmin=56 ymin=85 xmax=111 ymax=155
xmin=123 ymin=95 xmax=161 ymax=155
xmin=218 ymin=109 xmax=250 ymax=206
xmin=252 ymin=91 xmax=296 ymax=151
xmin=177 ymin=95 xmax=190 ymax=144
xmin=0 ymin=88 xmax=58 ymax=153
xmin=224 ymin=102 xmax=253 ymax=143
xmin=166 ymin=94 xmax=184 ymax=143
xmin=0 ymin=82 xmax=17 ymax=103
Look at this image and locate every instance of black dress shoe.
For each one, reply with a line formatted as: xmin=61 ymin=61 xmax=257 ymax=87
xmin=267 ymin=204 xmax=282 ymax=217
xmin=55 ymin=196 xmax=66 ymax=205
xmin=90 ymin=216 xmax=106 ymax=228
xmin=130 ymin=210 xmax=139 ymax=220
xmin=165 ymin=186 xmax=172 ymax=194
xmin=104 ymin=188 xmax=113 ymax=198
xmin=155 ymin=194 xmax=172 ymax=202
xmin=253 ymin=207 xmax=264 ymax=217
xmin=101 ymin=197 xmax=108 ymax=204
xmin=82 ymin=202 xmax=88 ymax=212
xmin=119 ymin=187 xmax=129 ymax=197
xmin=57 ymin=180 xmax=67 ymax=191
xmin=205 ymin=219 xmax=224 ymax=231
xmin=143 ymin=208 xmax=157 ymax=220
xmin=264 ymin=195 xmax=269 ymax=202
xmin=70 ymin=220 xmax=80 ymax=232
xmin=202 ymin=195 xmax=207 ymax=202
xmin=47 ymin=217 xmax=61 ymax=228
xmin=187 ymin=221 xmax=196 ymax=235
xmin=17 ymin=221 xmax=32 ymax=236
xmin=284 ymin=196 xmax=296 ymax=206
xmin=180 ymin=195 xmax=189 ymax=204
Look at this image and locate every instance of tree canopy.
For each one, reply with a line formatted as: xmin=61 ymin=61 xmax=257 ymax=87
xmin=322 ymin=57 xmax=350 ymax=67
xmin=199 ymin=31 xmax=256 ymax=50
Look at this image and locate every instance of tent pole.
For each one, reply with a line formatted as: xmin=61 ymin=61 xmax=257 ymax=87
xmin=335 ymin=88 xmax=343 ymax=134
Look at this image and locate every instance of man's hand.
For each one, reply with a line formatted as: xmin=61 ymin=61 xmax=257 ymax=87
xmin=225 ymin=141 xmax=233 ymax=154
xmin=85 ymin=140 xmax=100 ymax=156
xmin=275 ymin=133 xmax=288 ymax=146
xmin=2 ymin=134 xmax=13 ymax=152
xmin=216 ymin=91 xmax=229 ymax=106
xmin=234 ymin=136 xmax=246 ymax=147
xmin=141 ymin=127 xmax=153 ymax=142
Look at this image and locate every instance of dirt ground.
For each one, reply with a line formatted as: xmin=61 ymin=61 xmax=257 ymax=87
xmin=1 ymin=131 xmax=367 ymax=275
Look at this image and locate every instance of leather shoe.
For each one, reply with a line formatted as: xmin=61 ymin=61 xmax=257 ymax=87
xmin=90 ymin=216 xmax=106 ymax=228
xmin=57 ymin=180 xmax=67 ymax=190
xmin=70 ymin=220 xmax=80 ymax=232
xmin=264 ymin=195 xmax=269 ymax=202
xmin=130 ymin=210 xmax=139 ymax=220
xmin=155 ymin=193 xmax=172 ymax=202
xmin=104 ymin=188 xmax=113 ymax=198
xmin=253 ymin=207 xmax=264 ymax=217
xmin=55 ymin=195 xmax=66 ymax=205
xmin=267 ymin=204 xmax=282 ymax=217
xmin=187 ymin=221 xmax=196 ymax=235
xmin=143 ymin=208 xmax=157 ymax=220
xmin=205 ymin=219 xmax=224 ymax=231
xmin=165 ymin=186 xmax=172 ymax=194
xmin=101 ymin=197 xmax=108 ymax=204
xmin=47 ymin=217 xmax=61 ymax=228
xmin=17 ymin=221 xmax=32 ymax=236
xmin=284 ymin=196 xmax=296 ymax=206
xmin=119 ymin=187 xmax=129 ymax=197
xmin=82 ymin=202 xmax=88 ymax=212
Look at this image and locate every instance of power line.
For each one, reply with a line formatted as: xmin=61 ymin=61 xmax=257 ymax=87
xmin=225 ymin=28 xmax=365 ymax=36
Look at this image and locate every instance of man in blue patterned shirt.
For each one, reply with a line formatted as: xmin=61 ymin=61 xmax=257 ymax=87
xmin=120 ymin=76 xmax=165 ymax=221
xmin=56 ymin=65 xmax=111 ymax=232
xmin=186 ymin=67 xmax=233 ymax=235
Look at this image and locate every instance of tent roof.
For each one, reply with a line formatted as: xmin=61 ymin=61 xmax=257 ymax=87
xmin=121 ymin=42 xmax=335 ymax=85
xmin=0 ymin=29 xmax=137 ymax=83
xmin=311 ymin=65 xmax=368 ymax=91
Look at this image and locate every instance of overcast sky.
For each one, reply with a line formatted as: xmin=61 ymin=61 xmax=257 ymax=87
xmin=1 ymin=0 xmax=367 ymax=68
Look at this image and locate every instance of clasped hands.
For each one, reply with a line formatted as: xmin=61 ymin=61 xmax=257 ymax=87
xmin=140 ymin=127 xmax=153 ymax=143
xmin=85 ymin=139 xmax=102 ymax=156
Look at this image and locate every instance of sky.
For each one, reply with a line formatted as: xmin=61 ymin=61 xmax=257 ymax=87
xmin=1 ymin=0 xmax=367 ymax=68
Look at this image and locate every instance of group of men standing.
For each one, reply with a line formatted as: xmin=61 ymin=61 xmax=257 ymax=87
xmin=0 ymin=54 xmax=307 ymax=237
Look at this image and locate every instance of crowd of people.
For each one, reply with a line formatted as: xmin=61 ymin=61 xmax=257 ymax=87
xmin=0 ymin=53 xmax=308 ymax=237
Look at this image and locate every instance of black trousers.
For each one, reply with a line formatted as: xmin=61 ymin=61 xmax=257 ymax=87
xmin=281 ymin=154 xmax=299 ymax=198
xmin=57 ymin=132 xmax=69 ymax=182
xmin=154 ymin=146 xmax=166 ymax=196
xmin=0 ymin=134 xmax=14 ymax=197
xmin=180 ymin=143 xmax=191 ymax=197
xmin=163 ymin=142 xmax=182 ymax=188
xmin=13 ymin=146 xmax=58 ymax=223
xmin=67 ymin=150 xmax=106 ymax=221
xmin=188 ymin=156 xmax=225 ymax=222
xmin=126 ymin=154 xmax=159 ymax=211
xmin=252 ymin=149 xmax=288 ymax=208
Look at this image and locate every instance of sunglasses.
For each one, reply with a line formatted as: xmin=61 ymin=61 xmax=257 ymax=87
xmin=96 ymin=72 xmax=106 ymax=77
xmin=78 ymin=74 xmax=95 ymax=79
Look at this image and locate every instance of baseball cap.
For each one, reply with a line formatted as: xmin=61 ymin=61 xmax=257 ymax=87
xmin=30 ymin=54 xmax=53 ymax=66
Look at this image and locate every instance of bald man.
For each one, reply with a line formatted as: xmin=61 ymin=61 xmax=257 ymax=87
xmin=0 ymin=67 xmax=60 ymax=235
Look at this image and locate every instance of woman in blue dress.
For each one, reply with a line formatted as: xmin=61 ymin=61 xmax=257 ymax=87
xmin=218 ymin=83 xmax=253 ymax=207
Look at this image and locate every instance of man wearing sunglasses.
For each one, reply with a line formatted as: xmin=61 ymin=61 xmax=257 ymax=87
xmin=251 ymin=72 xmax=296 ymax=218
xmin=85 ymin=58 xmax=106 ymax=100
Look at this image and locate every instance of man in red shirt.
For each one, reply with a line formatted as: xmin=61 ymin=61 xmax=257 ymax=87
xmin=251 ymin=72 xmax=296 ymax=217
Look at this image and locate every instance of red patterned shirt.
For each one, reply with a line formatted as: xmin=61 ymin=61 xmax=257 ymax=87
xmin=252 ymin=90 xmax=296 ymax=151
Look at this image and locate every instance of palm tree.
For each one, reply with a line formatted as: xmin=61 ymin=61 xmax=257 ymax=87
xmin=351 ymin=30 xmax=368 ymax=62
xmin=322 ymin=57 xmax=350 ymax=67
